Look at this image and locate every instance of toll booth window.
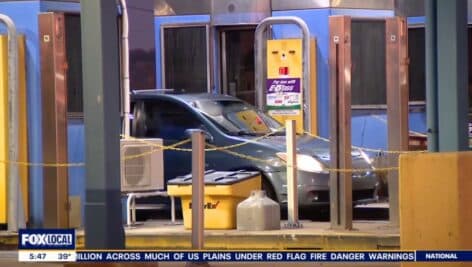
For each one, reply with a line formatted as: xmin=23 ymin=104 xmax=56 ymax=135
xmin=408 ymin=27 xmax=426 ymax=102
xmin=135 ymin=99 xmax=202 ymax=140
xmin=408 ymin=27 xmax=472 ymax=105
xmin=351 ymin=21 xmax=386 ymax=105
xmin=65 ymin=14 xmax=83 ymax=114
xmin=221 ymin=29 xmax=256 ymax=105
xmin=352 ymin=25 xmax=428 ymax=105
xmin=469 ymin=28 xmax=472 ymax=110
xmin=162 ymin=25 xmax=209 ymax=92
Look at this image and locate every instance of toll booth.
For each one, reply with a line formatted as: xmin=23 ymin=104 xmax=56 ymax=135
xmin=0 ymin=0 xmax=459 ymax=227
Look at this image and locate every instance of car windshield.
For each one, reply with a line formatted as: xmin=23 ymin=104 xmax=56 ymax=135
xmin=195 ymin=99 xmax=283 ymax=136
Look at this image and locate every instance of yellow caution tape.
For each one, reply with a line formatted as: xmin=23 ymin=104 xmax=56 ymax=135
xmin=205 ymin=143 xmax=272 ymax=164
xmin=0 ymin=137 xmax=192 ymax=167
xmin=325 ymin=166 xmax=398 ymax=173
xmin=120 ymin=135 xmax=193 ymax=152
xmin=303 ymin=131 xmax=427 ymax=154
xmin=0 ymin=159 xmax=85 ymax=167
xmin=121 ymin=127 xmax=285 ymax=152
xmin=0 ymin=126 xmax=405 ymax=172
xmin=206 ymin=144 xmax=399 ymax=173
xmin=281 ymin=164 xmax=398 ymax=173
xmin=203 ymin=127 xmax=285 ymax=151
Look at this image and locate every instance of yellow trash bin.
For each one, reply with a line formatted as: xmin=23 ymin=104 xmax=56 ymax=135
xmin=167 ymin=170 xmax=261 ymax=230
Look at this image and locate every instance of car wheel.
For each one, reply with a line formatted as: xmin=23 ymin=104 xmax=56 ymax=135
xmin=262 ymin=178 xmax=277 ymax=202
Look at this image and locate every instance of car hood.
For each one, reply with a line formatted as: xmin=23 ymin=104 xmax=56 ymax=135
xmin=254 ymin=134 xmax=373 ymax=169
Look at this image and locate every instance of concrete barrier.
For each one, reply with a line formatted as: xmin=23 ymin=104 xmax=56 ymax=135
xmin=400 ymin=151 xmax=472 ymax=267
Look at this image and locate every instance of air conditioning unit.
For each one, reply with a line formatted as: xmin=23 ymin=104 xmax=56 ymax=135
xmin=120 ymin=138 xmax=164 ymax=192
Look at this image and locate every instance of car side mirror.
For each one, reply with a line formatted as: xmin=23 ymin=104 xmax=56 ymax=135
xmin=203 ymin=130 xmax=214 ymax=143
xmin=198 ymin=124 xmax=214 ymax=143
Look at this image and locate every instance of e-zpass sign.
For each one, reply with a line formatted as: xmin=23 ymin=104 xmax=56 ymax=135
xmin=19 ymin=229 xmax=75 ymax=250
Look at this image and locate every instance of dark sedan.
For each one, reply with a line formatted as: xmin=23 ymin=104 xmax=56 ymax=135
xmin=130 ymin=91 xmax=379 ymax=209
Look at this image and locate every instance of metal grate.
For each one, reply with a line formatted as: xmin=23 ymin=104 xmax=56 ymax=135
xmin=123 ymin=146 xmax=150 ymax=186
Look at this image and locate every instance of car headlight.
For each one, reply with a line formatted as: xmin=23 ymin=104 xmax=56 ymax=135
xmin=266 ymin=156 xmax=285 ymax=168
xmin=276 ymin=152 xmax=326 ymax=173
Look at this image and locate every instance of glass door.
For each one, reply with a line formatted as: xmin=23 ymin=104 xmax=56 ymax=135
xmin=221 ymin=27 xmax=256 ymax=105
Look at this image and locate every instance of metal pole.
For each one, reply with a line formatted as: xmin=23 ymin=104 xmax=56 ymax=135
xmin=0 ymin=14 xmax=20 ymax=232
xmin=254 ymin=16 xmax=312 ymax=132
xmin=386 ymin=17 xmax=409 ymax=226
xmin=329 ymin=16 xmax=352 ymax=230
xmin=186 ymin=130 xmax=209 ymax=267
xmin=436 ymin=0 xmax=469 ymax=151
xmin=39 ymin=12 xmax=69 ymax=229
xmin=285 ymin=120 xmax=301 ymax=228
xmin=119 ymin=0 xmax=131 ymax=137
xmin=425 ymin=0 xmax=439 ymax=152
xmin=190 ymin=130 xmax=205 ymax=249
xmin=81 ymin=0 xmax=125 ymax=248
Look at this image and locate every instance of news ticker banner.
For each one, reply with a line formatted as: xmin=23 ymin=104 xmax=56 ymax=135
xmin=16 ymin=229 xmax=472 ymax=263
xmin=18 ymin=250 xmax=472 ymax=263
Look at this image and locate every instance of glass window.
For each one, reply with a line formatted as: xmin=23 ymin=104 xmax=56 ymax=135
xmin=351 ymin=24 xmax=429 ymax=105
xmin=469 ymin=28 xmax=472 ymax=110
xmin=133 ymin=99 xmax=202 ymax=140
xmin=163 ymin=26 xmax=208 ymax=92
xmin=195 ymin=99 xmax=282 ymax=136
xmin=221 ymin=29 xmax=256 ymax=105
xmin=65 ymin=14 xmax=83 ymax=114
xmin=408 ymin=27 xmax=426 ymax=102
xmin=351 ymin=20 xmax=386 ymax=105
xmin=407 ymin=27 xmax=472 ymax=104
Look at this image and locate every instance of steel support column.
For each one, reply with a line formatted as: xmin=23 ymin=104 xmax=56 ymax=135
xmin=385 ymin=17 xmax=409 ymax=226
xmin=435 ymin=0 xmax=469 ymax=151
xmin=39 ymin=13 xmax=69 ymax=228
xmin=425 ymin=0 xmax=439 ymax=152
xmin=329 ymin=16 xmax=352 ymax=230
xmin=81 ymin=0 xmax=125 ymax=248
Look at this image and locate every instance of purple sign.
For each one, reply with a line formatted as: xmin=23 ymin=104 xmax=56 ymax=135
xmin=266 ymin=78 xmax=301 ymax=115
xmin=266 ymin=78 xmax=301 ymax=94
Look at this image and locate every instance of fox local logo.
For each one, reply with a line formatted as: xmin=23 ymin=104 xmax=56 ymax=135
xmin=19 ymin=229 xmax=75 ymax=249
